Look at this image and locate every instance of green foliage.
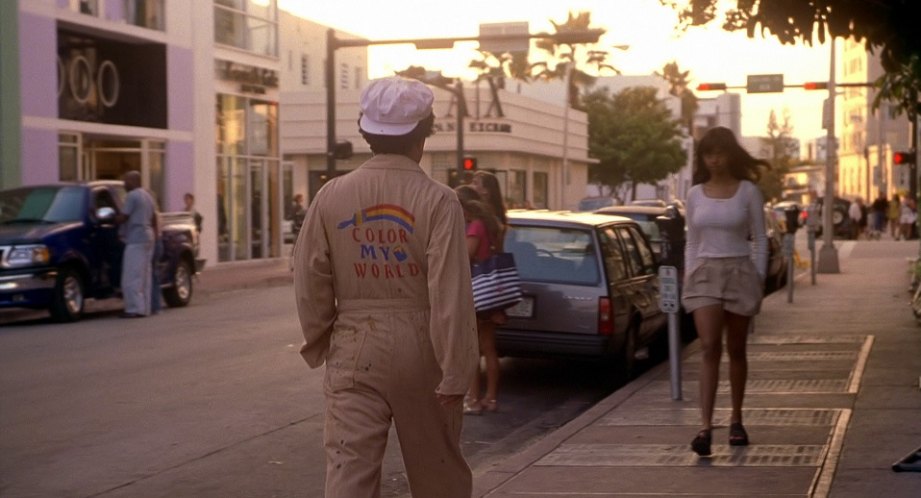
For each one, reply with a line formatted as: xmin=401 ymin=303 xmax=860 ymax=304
xmin=530 ymin=11 xmax=618 ymax=107
xmin=581 ymin=87 xmax=688 ymax=199
xmin=661 ymin=0 xmax=921 ymax=118
xmin=655 ymin=61 xmax=699 ymax=132
xmin=758 ymin=109 xmax=798 ymax=202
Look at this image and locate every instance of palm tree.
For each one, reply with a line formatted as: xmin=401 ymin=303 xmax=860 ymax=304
xmin=655 ymin=61 xmax=698 ymax=134
xmin=530 ymin=11 xmax=616 ymax=108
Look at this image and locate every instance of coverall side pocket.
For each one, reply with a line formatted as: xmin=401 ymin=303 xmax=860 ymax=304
xmin=324 ymin=327 xmax=366 ymax=393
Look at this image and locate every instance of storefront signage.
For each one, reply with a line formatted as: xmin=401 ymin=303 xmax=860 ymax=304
xmin=216 ymin=60 xmax=278 ymax=94
xmin=434 ymin=120 xmax=512 ymax=134
xmin=57 ymin=55 xmax=120 ymax=108
xmin=57 ymin=29 xmax=167 ymax=128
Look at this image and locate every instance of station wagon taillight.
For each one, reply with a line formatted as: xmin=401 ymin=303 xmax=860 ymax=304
xmin=598 ymin=297 xmax=614 ymax=335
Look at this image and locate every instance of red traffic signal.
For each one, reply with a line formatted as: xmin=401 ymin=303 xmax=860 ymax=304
xmin=462 ymin=156 xmax=477 ymax=171
xmin=696 ymin=82 xmax=727 ymax=91
xmin=893 ymin=151 xmax=916 ymax=165
xmin=804 ymin=81 xmax=829 ymax=90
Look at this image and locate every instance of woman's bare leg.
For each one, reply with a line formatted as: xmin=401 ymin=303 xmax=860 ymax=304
xmin=693 ymin=304 xmax=724 ymax=430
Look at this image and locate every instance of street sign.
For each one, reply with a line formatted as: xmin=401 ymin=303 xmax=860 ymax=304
xmin=658 ymin=265 xmax=679 ymax=313
xmin=747 ymin=73 xmax=784 ymax=93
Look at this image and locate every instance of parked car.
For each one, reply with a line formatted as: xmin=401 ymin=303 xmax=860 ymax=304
xmin=762 ymin=205 xmax=789 ymax=295
xmin=0 ymin=182 xmax=204 ymax=321
xmin=594 ymin=205 xmax=673 ymax=259
xmin=628 ymin=198 xmax=668 ymax=208
xmin=814 ymin=196 xmax=853 ymax=238
xmin=576 ymin=196 xmax=617 ymax=212
xmin=498 ymin=210 xmax=667 ymax=380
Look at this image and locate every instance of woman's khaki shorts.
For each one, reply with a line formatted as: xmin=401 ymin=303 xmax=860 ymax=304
xmin=681 ymin=257 xmax=763 ymax=317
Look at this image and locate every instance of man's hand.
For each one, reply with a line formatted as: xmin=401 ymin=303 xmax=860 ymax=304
xmin=436 ymin=393 xmax=463 ymax=407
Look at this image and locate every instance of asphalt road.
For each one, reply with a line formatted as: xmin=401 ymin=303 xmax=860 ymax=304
xmin=0 ymin=285 xmax=634 ymax=498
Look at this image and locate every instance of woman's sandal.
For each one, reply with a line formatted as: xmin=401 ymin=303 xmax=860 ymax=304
xmin=463 ymin=397 xmax=483 ymax=416
xmin=691 ymin=429 xmax=712 ymax=456
xmin=729 ymin=422 xmax=749 ymax=446
xmin=480 ymin=399 xmax=498 ymax=413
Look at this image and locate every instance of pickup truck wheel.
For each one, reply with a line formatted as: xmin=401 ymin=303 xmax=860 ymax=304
xmin=163 ymin=258 xmax=193 ymax=307
xmin=50 ymin=268 xmax=84 ymax=322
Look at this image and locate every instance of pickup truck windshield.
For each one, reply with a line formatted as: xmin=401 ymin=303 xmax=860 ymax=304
xmin=0 ymin=187 xmax=85 ymax=224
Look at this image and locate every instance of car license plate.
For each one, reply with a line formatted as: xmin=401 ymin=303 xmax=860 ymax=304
xmin=506 ymin=296 xmax=534 ymax=318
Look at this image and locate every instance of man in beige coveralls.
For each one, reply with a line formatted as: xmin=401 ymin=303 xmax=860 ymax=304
xmin=293 ymin=77 xmax=479 ymax=498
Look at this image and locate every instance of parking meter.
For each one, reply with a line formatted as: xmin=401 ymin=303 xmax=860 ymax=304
xmin=655 ymin=203 xmax=686 ymax=401
xmin=655 ymin=205 xmax=686 ymax=269
xmin=784 ymin=204 xmax=801 ymax=235
xmin=782 ymin=204 xmax=800 ymax=302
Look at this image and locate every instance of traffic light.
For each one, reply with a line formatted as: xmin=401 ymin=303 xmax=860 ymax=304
xmin=804 ymin=81 xmax=829 ymax=90
xmin=894 ymin=151 xmax=917 ymax=165
xmin=462 ymin=156 xmax=477 ymax=171
xmin=696 ymin=82 xmax=727 ymax=91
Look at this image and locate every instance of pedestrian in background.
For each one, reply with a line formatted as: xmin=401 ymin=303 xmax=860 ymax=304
xmin=848 ymin=197 xmax=864 ymax=240
xmin=293 ymin=77 xmax=478 ymax=498
xmin=682 ymin=126 xmax=769 ymax=456
xmin=184 ymin=193 xmax=203 ymax=234
xmin=455 ymin=185 xmax=502 ymax=416
xmin=870 ymin=193 xmax=888 ymax=240
xmin=900 ymin=196 xmax=916 ymax=241
xmin=888 ymin=193 xmax=901 ymax=239
xmin=115 ymin=171 xmax=157 ymax=318
xmin=471 ymin=170 xmax=509 ymax=325
xmin=290 ymin=193 xmax=306 ymax=236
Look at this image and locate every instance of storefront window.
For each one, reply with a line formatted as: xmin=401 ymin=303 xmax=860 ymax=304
xmin=533 ymin=172 xmax=548 ymax=209
xmin=217 ymin=95 xmax=246 ymax=156
xmin=147 ymin=141 xmax=165 ymax=208
xmin=59 ymin=134 xmax=80 ymax=182
xmin=214 ymin=0 xmax=278 ymax=57
xmin=216 ymin=93 xmax=280 ymax=262
xmin=248 ymin=101 xmax=277 ymax=156
xmin=507 ymin=170 xmax=527 ymax=208
xmin=64 ymin=1 xmax=164 ymax=30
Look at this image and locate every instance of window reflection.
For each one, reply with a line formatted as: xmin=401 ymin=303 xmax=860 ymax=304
xmin=213 ymin=0 xmax=278 ymax=57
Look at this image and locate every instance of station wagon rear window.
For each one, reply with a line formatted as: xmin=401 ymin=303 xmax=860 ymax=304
xmin=504 ymin=226 xmax=599 ymax=285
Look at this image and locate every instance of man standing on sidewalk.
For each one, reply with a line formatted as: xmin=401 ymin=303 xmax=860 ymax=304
xmin=293 ymin=77 xmax=479 ymax=498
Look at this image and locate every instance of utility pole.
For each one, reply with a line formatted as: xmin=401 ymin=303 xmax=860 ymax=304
xmin=818 ymin=37 xmax=840 ymax=274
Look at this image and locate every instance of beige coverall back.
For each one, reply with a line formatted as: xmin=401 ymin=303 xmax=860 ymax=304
xmin=294 ymin=154 xmax=479 ymax=498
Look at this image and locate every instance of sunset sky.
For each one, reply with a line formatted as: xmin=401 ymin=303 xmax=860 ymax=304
xmin=280 ymin=0 xmax=837 ymax=142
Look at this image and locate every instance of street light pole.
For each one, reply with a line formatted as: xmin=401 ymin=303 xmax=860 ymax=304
xmin=560 ymin=62 xmax=573 ymax=210
xmin=818 ymin=37 xmax=840 ymax=273
xmin=325 ymin=29 xmax=337 ymax=179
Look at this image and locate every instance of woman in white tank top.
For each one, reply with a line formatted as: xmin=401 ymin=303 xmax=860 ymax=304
xmin=682 ymin=126 xmax=770 ymax=456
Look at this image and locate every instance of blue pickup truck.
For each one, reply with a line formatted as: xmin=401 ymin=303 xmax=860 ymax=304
xmin=0 ymin=181 xmax=204 ymax=321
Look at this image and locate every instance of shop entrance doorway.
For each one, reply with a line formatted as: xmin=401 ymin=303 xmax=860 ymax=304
xmin=62 ymin=135 xmax=166 ymax=207
xmin=217 ymin=158 xmax=281 ymax=262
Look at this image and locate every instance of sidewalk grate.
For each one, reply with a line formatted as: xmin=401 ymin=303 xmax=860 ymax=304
xmin=749 ymin=334 xmax=868 ymax=345
xmin=718 ymin=379 xmax=849 ymax=394
xmin=745 ymin=351 xmax=859 ymax=361
xmin=599 ymin=408 xmax=840 ymax=427
xmin=537 ymin=443 xmax=826 ymax=467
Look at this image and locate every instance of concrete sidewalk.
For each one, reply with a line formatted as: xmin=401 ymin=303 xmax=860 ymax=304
xmin=473 ymin=240 xmax=921 ymax=498
xmin=194 ymin=257 xmax=293 ymax=298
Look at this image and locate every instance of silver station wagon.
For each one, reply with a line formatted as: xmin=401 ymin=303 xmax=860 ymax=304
xmin=498 ymin=210 xmax=668 ymax=380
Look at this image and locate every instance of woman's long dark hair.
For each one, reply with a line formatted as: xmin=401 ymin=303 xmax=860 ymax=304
xmin=455 ymin=185 xmax=499 ymax=243
xmin=473 ymin=170 xmax=507 ymax=225
xmin=693 ymin=126 xmax=770 ymax=185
